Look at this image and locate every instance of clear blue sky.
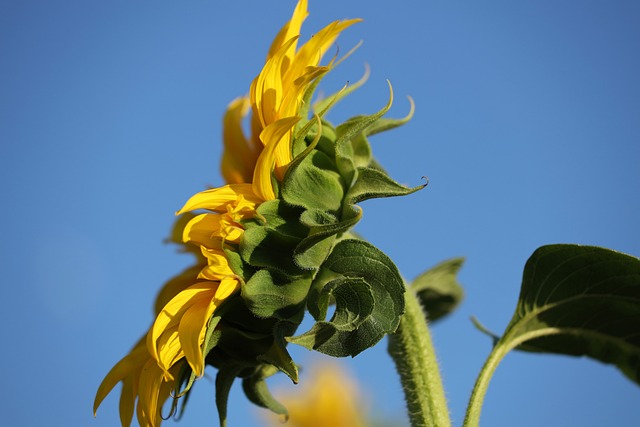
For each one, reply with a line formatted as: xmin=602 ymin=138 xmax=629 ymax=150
xmin=1 ymin=1 xmax=639 ymax=426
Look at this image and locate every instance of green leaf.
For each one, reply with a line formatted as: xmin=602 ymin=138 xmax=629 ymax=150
xmin=497 ymin=244 xmax=640 ymax=385
xmin=288 ymin=239 xmax=405 ymax=357
xmin=411 ymin=257 xmax=465 ymax=322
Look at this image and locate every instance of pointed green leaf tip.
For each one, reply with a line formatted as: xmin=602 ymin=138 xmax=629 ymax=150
xmin=288 ymin=239 xmax=405 ymax=357
xmin=411 ymin=257 xmax=465 ymax=323
xmin=494 ymin=244 xmax=640 ymax=385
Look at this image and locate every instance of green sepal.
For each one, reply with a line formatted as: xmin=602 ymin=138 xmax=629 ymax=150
xmin=215 ymin=367 xmax=243 ymax=427
xmin=410 ymin=257 xmax=465 ymax=322
xmin=256 ymin=321 xmax=299 ymax=383
xmin=288 ymin=239 xmax=405 ymax=357
xmin=281 ymin=148 xmax=345 ymax=214
xmin=347 ymin=96 xmax=414 ymax=170
xmin=349 ymin=132 xmax=373 ymax=170
xmin=345 ymin=167 xmax=427 ymax=208
xmin=312 ymin=63 xmax=370 ymax=116
xmin=246 ymin=200 xmax=308 ymax=243
xmin=334 ymin=82 xmax=393 ymax=186
xmin=293 ymin=206 xmax=362 ymax=270
xmin=240 ymin=225 xmax=303 ymax=277
xmin=364 ymin=96 xmax=415 ymax=137
xmin=223 ymin=245 xmax=254 ymax=281
xmin=242 ymin=365 xmax=289 ymax=418
xmin=311 ymin=120 xmax=338 ymax=161
xmin=242 ymin=269 xmax=313 ymax=319
xmin=488 ymin=244 xmax=640 ymax=386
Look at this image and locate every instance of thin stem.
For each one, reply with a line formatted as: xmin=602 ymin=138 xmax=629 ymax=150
xmin=387 ymin=288 xmax=451 ymax=427
xmin=461 ymin=340 xmax=510 ymax=427
xmin=462 ymin=326 xmax=565 ymax=427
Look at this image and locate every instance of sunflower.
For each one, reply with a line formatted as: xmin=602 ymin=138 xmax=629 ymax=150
xmin=95 ymin=1 xmax=359 ymax=425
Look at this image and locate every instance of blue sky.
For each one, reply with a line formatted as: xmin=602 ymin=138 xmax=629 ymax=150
xmin=1 ymin=1 xmax=639 ymax=426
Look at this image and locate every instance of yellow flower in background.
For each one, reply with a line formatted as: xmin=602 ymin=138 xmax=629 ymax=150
xmin=266 ymin=361 xmax=369 ymax=427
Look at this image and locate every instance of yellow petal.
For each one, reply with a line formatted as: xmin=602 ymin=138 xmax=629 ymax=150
xmin=147 ymin=283 xmax=217 ymax=369
xmin=252 ymin=116 xmax=301 ymax=200
xmin=221 ymin=97 xmax=260 ymax=184
xmin=267 ymin=0 xmax=308 ymax=63
xmin=197 ymin=248 xmax=235 ymax=280
xmin=176 ymin=183 xmax=262 ymax=215
xmin=284 ymin=18 xmax=361 ymax=90
xmin=182 ymin=214 xmax=224 ymax=249
xmin=215 ymin=275 xmax=241 ymax=300
xmin=178 ymin=294 xmax=219 ymax=377
xmin=251 ymin=36 xmax=299 ymax=129
xmin=118 ymin=375 xmax=136 ymax=427
xmin=154 ymin=326 xmax=184 ymax=379
xmin=136 ymin=359 xmax=166 ymax=427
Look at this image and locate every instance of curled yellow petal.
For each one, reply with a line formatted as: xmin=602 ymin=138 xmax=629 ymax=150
xmin=284 ymin=18 xmax=361 ymax=91
xmin=176 ymin=183 xmax=262 ymax=215
xmin=183 ymin=214 xmax=223 ymax=249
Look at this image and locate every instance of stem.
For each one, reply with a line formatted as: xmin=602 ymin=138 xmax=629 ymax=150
xmin=462 ymin=327 xmax=562 ymax=427
xmin=461 ymin=340 xmax=510 ymax=427
xmin=387 ymin=288 xmax=451 ymax=427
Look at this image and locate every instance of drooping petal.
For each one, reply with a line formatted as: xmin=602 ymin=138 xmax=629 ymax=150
xmin=176 ymin=183 xmax=262 ymax=215
xmin=252 ymin=116 xmax=301 ymax=200
xmin=154 ymin=326 xmax=184 ymax=379
xmin=178 ymin=294 xmax=219 ymax=377
xmin=93 ymin=343 xmax=148 ymax=417
xmin=147 ymin=283 xmax=217 ymax=371
xmin=119 ymin=375 xmax=136 ymax=427
xmin=136 ymin=359 xmax=167 ymax=427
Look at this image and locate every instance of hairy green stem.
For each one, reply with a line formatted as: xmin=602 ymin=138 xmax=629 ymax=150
xmin=461 ymin=340 xmax=509 ymax=427
xmin=387 ymin=288 xmax=451 ymax=427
